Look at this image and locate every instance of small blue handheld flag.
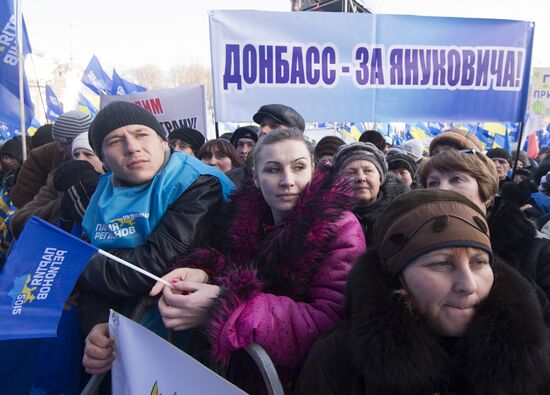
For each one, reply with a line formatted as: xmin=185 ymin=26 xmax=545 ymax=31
xmin=0 ymin=217 xmax=97 ymax=340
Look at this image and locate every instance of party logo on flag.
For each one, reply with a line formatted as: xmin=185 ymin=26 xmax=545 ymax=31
xmin=8 ymin=274 xmax=36 ymax=314
xmin=8 ymin=247 xmax=69 ymax=315
xmin=0 ymin=217 xmax=98 ymax=340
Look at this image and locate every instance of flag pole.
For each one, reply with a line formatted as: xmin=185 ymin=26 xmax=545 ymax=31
xmin=512 ymin=121 xmax=525 ymax=180
xmin=97 ymin=249 xmax=173 ymax=288
xmin=15 ymin=0 xmax=27 ymax=160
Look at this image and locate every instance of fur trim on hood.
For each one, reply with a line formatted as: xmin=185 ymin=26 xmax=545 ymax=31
xmin=181 ymin=164 xmax=356 ymax=298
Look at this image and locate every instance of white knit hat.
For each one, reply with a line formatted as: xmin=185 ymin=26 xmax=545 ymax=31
xmin=71 ymin=132 xmax=94 ymax=157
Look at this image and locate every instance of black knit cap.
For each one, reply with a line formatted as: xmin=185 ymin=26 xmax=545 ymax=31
xmin=486 ymin=148 xmax=511 ymax=164
xmin=31 ymin=124 xmax=54 ymax=148
xmin=0 ymin=135 xmax=31 ymax=163
xmin=230 ymin=125 xmax=259 ymax=147
xmin=169 ymin=127 xmax=205 ymax=154
xmin=386 ymin=148 xmax=417 ymax=176
xmin=89 ymin=101 xmax=166 ymax=159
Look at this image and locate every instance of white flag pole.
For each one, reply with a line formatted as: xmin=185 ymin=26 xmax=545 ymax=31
xmin=98 ymin=249 xmax=173 ymax=288
xmin=15 ymin=0 xmax=27 ymax=161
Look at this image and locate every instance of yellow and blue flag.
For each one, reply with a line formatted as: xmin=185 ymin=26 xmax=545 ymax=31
xmin=0 ymin=216 xmax=97 ymax=340
xmin=78 ymin=92 xmax=98 ymax=117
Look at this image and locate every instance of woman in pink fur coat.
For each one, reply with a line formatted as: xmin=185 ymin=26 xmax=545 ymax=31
xmin=151 ymin=128 xmax=366 ymax=393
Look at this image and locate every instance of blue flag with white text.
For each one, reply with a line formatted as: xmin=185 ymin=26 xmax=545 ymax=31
xmin=111 ymin=68 xmax=146 ymax=95
xmin=45 ymin=85 xmax=63 ymax=121
xmin=0 ymin=0 xmax=34 ymax=140
xmin=81 ymin=55 xmax=112 ymax=95
xmin=0 ymin=217 xmax=97 ymax=340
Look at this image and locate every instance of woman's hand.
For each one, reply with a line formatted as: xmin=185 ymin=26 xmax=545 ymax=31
xmin=158 ymin=281 xmax=220 ymax=331
xmin=149 ymin=268 xmax=209 ymax=297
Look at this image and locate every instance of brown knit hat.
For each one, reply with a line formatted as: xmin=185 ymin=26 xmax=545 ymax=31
xmin=377 ymin=189 xmax=492 ymax=276
xmin=429 ymin=128 xmax=483 ymax=156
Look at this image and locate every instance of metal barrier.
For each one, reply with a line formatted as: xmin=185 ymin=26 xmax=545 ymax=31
xmin=245 ymin=343 xmax=284 ymax=395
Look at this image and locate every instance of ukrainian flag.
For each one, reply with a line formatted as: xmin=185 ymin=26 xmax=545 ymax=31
xmin=342 ymin=124 xmax=362 ymax=141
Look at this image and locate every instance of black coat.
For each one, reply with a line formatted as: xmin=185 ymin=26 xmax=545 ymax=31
xmin=295 ymin=251 xmax=550 ymax=395
xmin=353 ymin=173 xmax=409 ymax=245
xmin=77 ymin=175 xmax=224 ymax=334
xmin=488 ymin=197 xmax=550 ymax=322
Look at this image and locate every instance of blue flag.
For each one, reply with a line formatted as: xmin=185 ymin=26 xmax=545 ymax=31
xmin=111 ymin=68 xmax=146 ymax=95
xmin=45 ymin=85 xmax=63 ymax=121
xmin=0 ymin=216 xmax=97 ymax=340
xmin=0 ymin=0 xmax=34 ymax=141
xmin=81 ymin=55 xmax=112 ymax=95
xmin=78 ymin=92 xmax=98 ymax=117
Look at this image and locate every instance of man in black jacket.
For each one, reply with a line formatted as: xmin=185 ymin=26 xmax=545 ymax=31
xmin=78 ymin=101 xmax=234 ymax=374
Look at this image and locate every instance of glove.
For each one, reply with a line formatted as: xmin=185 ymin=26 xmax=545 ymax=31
xmin=54 ymin=160 xmax=100 ymax=228
xmin=60 ymin=180 xmax=98 ymax=224
xmin=53 ymin=160 xmax=100 ymax=192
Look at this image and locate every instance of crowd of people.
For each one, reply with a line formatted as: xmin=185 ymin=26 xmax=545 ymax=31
xmin=2 ymin=101 xmax=550 ymax=394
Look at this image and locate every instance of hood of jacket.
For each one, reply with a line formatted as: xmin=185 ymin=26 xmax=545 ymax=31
xmin=342 ymin=250 xmax=550 ymax=394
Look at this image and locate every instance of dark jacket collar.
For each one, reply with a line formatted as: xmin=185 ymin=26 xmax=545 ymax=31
xmin=353 ymin=173 xmax=409 ymax=244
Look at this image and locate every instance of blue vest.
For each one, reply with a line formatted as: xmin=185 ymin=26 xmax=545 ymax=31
xmin=82 ymin=152 xmax=234 ymax=249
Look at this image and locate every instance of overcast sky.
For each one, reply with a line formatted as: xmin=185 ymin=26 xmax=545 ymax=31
xmin=23 ymin=0 xmax=549 ymax=72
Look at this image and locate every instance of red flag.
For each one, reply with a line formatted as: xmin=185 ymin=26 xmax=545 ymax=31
xmin=527 ymin=132 xmax=540 ymax=159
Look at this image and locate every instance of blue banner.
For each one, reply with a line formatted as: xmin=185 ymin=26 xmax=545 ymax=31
xmin=210 ymin=11 xmax=534 ymax=123
xmin=0 ymin=217 xmax=97 ymax=340
xmin=78 ymin=92 xmax=98 ymax=117
xmin=0 ymin=0 xmax=34 ymax=140
xmin=45 ymin=85 xmax=63 ymax=121
xmin=112 ymin=68 xmax=146 ymax=95
xmin=81 ymin=55 xmax=112 ymax=95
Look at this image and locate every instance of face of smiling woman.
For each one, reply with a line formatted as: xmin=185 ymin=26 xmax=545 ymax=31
xmin=254 ymin=139 xmax=314 ymax=224
xmin=401 ymin=247 xmax=494 ymax=337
